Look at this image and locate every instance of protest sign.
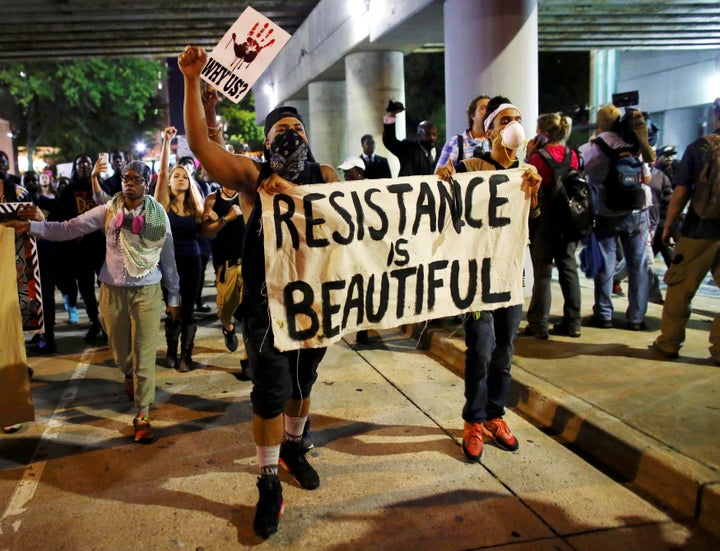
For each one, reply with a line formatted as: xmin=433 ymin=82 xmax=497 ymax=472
xmin=261 ymin=169 xmax=530 ymax=351
xmin=0 ymin=203 xmax=43 ymax=334
xmin=201 ymin=6 xmax=291 ymax=103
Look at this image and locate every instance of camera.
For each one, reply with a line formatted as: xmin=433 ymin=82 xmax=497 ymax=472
xmin=386 ymin=100 xmax=404 ymax=113
xmin=612 ymin=91 xmax=639 ymax=108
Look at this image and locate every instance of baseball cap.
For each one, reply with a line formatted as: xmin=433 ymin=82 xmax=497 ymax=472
xmin=338 ymin=156 xmax=365 ymax=172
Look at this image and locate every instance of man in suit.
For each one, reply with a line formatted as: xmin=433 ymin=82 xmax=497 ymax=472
xmin=382 ymin=102 xmax=439 ymax=177
xmin=360 ymin=134 xmax=392 ymax=179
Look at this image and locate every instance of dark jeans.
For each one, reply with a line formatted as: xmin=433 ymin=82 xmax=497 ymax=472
xmin=244 ymin=315 xmax=326 ymax=419
xmin=462 ymin=304 xmax=522 ymax=423
xmin=527 ymin=222 xmax=581 ymax=332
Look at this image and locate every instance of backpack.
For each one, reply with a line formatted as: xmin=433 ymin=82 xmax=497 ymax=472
xmin=691 ymin=133 xmax=720 ymax=220
xmin=594 ymin=137 xmax=646 ymax=211
xmin=537 ymin=147 xmax=595 ymax=240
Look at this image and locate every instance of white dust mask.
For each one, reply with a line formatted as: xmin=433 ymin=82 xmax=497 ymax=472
xmin=500 ymin=121 xmax=525 ymax=150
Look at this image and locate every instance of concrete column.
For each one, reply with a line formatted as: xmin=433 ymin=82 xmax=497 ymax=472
xmin=443 ymin=0 xmax=538 ymax=142
xmin=284 ymin=99 xmax=310 ymax=138
xmin=308 ymin=82 xmax=346 ymax=168
xmin=345 ymin=51 xmax=405 ymax=177
xmin=590 ymin=49 xmax=617 ymax=118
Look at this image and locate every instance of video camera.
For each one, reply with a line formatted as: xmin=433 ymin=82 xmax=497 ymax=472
xmin=611 ymin=90 xmax=657 ymax=148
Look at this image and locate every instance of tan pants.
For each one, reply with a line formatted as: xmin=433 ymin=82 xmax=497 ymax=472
xmin=215 ymin=261 xmax=243 ymax=329
xmin=654 ymin=236 xmax=720 ymax=360
xmin=100 ymin=283 xmax=164 ymax=412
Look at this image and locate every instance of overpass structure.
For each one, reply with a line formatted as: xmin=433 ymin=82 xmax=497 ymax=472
xmin=1 ymin=0 xmax=719 ymax=170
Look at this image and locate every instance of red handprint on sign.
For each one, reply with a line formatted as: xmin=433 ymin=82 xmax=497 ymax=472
xmin=226 ymin=21 xmax=276 ymax=70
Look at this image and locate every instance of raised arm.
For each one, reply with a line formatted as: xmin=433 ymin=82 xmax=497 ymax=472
xmin=201 ymin=83 xmax=225 ymax=147
xmin=178 ymin=46 xmax=260 ymax=193
xmin=154 ymin=126 xmax=176 ymax=210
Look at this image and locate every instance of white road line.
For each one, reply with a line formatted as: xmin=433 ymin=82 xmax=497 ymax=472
xmin=0 ymin=363 xmax=90 ymax=539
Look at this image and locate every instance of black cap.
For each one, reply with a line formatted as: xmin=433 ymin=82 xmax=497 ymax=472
xmin=264 ymin=105 xmax=305 ymax=137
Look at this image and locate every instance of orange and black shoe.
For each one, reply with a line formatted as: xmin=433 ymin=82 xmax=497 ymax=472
xmin=483 ymin=418 xmax=519 ymax=451
xmin=133 ymin=414 xmax=154 ymax=444
xmin=462 ymin=421 xmax=484 ymax=462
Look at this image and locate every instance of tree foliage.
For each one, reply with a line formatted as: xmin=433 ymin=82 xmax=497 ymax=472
xmin=0 ymin=58 xmax=166 ymax=162
xmin=216 ymin=91 xmax=264 ymax=152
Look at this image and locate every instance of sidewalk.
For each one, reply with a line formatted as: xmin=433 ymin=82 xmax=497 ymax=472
xmin=413 ymin=275 xmax=720 ymax=538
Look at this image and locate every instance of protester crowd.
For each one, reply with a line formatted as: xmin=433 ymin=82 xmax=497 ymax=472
xmin=2 ymin=43 xmax=719 ymax=539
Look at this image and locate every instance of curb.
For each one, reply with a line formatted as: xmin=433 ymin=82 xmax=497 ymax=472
xmin=408 ymin=324 xmax=720 ymax=538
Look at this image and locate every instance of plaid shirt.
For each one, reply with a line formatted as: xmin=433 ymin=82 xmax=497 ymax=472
xmin=435 ymin=130 xmax=491 ymax=170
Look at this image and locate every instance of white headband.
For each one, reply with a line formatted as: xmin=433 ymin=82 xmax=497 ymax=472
xmin=483 ymin=103 xmax=521 ymax=132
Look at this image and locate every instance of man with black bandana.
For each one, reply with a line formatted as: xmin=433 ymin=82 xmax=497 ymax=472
xmin=179 ymin=45 xmax=340 ymax=539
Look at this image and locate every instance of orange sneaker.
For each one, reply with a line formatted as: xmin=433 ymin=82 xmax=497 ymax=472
xmin=483 ymin=418 xmax=518 ymax=451
xmin=133 ymin=415 xmax=154 ymax=444
xmin=462 ymin=421 xmax=484 ymax=462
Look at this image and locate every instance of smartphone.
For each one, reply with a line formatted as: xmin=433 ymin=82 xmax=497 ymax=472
xmin=99 ymin=152 xmax=109 ymax=165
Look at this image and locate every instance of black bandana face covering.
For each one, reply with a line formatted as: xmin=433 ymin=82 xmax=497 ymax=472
xmin=269 ymin=129 xmax=308 ymax=181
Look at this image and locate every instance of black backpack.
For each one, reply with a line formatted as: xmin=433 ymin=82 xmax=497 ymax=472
xmin=594 ymin=137 xmax=646 ymax=212
xmin=537 ymin=147 xmax=595 ymax=240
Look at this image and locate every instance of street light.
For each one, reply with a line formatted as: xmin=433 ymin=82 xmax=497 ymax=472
xmin=135 ymin=141 xmax=146 ymax=156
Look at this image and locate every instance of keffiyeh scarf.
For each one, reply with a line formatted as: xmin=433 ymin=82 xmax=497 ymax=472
xmin=106 ymin=193 xmax=167 ymax=278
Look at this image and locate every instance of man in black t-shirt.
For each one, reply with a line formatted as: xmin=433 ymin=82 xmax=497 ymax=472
xmin=200 ymin=186 xmax=250 ymax=379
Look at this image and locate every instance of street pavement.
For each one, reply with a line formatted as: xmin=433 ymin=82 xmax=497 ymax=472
xmin=0 ymin=275 xmax=718 ymax=550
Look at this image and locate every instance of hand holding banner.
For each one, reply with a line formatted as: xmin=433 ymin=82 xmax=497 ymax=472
xmin=261 ymin=169 xmax=531 ymax=351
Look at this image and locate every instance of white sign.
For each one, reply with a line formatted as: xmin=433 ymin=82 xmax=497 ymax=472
xmin=201 ymin=6 xmax=291 ymax=103
xmin=261 ymin=169 xmax=531 ymax=351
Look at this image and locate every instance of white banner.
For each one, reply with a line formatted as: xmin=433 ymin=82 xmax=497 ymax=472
xmin=261 ymin=169 xmax=530 ymax=351
xmin=201 ymin=6 xmax=291 ymax=103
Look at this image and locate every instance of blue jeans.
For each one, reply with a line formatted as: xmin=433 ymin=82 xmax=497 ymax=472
xmin=462 ymin=305 xmax=522 ymax=423
xmin=593 ymin=212 xmax=649 ymax=324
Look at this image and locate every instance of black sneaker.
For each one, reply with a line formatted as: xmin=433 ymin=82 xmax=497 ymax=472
xmin=552 ymin=323 xmax=581 ymax=338
xmin=237 ymin=358 xmax=253 ymax=381
xmin=587 ymin=316 xmax=612 ymax=329
xmin=222 ymin=326 xmax=238 ymax=352
xmin=523 ymin=325 xmax=549 ymax=339
xmin=279 ymin=440 xmax=320 ymax=490
xmin=84 ymin=322 xmax=108 ymax=344
xmin=253 ymin=475 xmax=284 ymax=539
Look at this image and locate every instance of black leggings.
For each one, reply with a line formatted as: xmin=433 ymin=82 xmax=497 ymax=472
xmin=175 ymin=252 xmax=202 ymax=326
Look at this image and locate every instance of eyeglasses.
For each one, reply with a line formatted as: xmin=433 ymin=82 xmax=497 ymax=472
xmin=122 ymin=175 xmax=145 ymax=185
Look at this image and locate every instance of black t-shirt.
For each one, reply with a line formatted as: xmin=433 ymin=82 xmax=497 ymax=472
xmin=242 ymin=161 xmax=325 ymax=322
xmin=210 ymin=191 xmax=244 ymax=266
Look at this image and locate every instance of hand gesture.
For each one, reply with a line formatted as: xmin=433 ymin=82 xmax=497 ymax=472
xmin=2 ymin=220 xmax=31 ymax=234
xmin=435 ymin=162 xmax=456 ymax=183
xmin=92 ymin=157 xmax=108 ymax=179
xmin=178 ymin=46 xmax=207 ymax=78
xmin=386 ymin=101 xmax=405 ymax=116
xmin=525 ymin=135 xmax=544 ymax=160
xmin=16 ymin=204 xmax=44 ymax=222
xmin=163 ymin=127 xmax=177 ymax=141
xmin=224 ymin=204 xmax=242 ymax=222
xmin=261 ymin=173 xmax=294 ymax=195
xmin=520 ymin=166 xmax=542 ymax=202
xmin=201 ymin=83 xmax=220 ymax=111
xmin=166 ymin=305 xmax=179 ymax=322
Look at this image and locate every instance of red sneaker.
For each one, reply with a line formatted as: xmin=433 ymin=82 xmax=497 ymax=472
xmin=133 ymin=415 xmax=154 ymax=444
xmin=462 ymin=421 xmax=484 ymax=462
xmin=483 ymin=418 xmax=519 ymax=451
